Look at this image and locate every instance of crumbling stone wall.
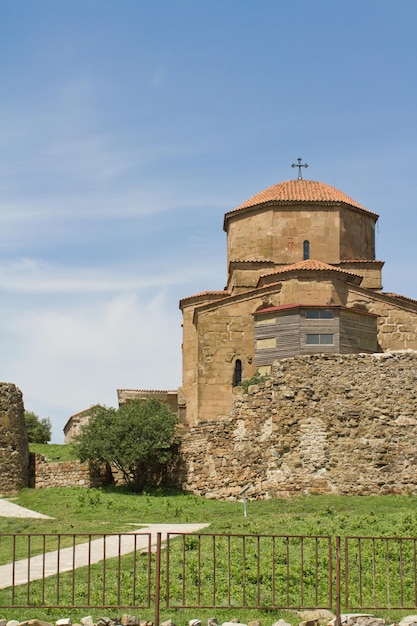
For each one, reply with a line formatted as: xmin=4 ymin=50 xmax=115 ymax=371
xmin=29 ymin=454 xmax=113 ymax=489
xmin=0 ymin=383 xmax=28 ymax=494
xmin=181 ymin=351 xmax=417 ymax=499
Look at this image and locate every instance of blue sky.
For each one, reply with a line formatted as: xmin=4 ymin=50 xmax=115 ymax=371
xmin=0 ymin=0 xmax=416 ymax=442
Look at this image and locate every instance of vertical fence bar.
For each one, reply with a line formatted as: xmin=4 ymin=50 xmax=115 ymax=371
xmin=212 ymin=534 xmax=216 ymax=606
xmin=71 ymin=535 xmax=76 ymax=606
xmin=256 ymin=535 xmax=261 ymax=606
xmin=227 ymin=535 xmax=231 ymax=607
xmin=285 ymin=537 xmax=290 ymax=606
xmin=11 ymin=534 xmax=16 ymax=605
xmin=315 ymin=537 xmax=319 ymax=606
xmin=87 ymin=535 xmax=92 ymax=606
xmin=271 ymin=536 xmax=276 ymax=606
xmin=344 ymin=537 xmax=349 ymax=611
xmin=197 ymin=535 xmax=201 ymax=607
xmin=329 ymin=537 xmax=333 ymax=610
xmin=414 ymin=539 xmax=417 ymax=607
xmin=132 ymin=534 xmax=137 ymax=607
xmin=146 ymin=533 xmax=151 ymax=607
xmin=57 ymin=534 xmax=61 ymax=605
xmin=358 ymin=538 xmax=362 ymax=608
xmin=102 ymin=534 xmax=107 ymax=606
xmin=117 ymin=534 xmax=122 ymax=606
xmin=335 ymin=537 xmax=341 ymax=626
xmin=385 ymin=538 xmax=390 ymax=607
xmin=300 ymin=536 xmax=304 ymax=606
xmin=27 ymin=535 xmax=31 ymax=605
xmin=242 ymin=535 xmax=246 ymax=606
xmin=165 ymin=533 xmax=171 ymax=610
xmin=42 ymin=535 xmax=46 ymax=606
xmin=399 ymin=539 xmax=404 ymax=607
xmin=372 ymin=538 xmax=376 ymax=607
xmin=182 ymin=535 xmax=186 ymax=604
xmin=154 ymin=533 xmax=162 ymax=626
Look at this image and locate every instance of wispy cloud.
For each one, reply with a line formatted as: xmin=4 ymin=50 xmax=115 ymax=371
xmin=1 ymin=290 xmax=182 ymax=441
xmin=0 ymin=257 xmax=221 ymax=294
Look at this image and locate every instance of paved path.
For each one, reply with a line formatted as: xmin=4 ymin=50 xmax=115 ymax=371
xmin=0 ymin=497 xmax=52 ymax=519
xmin=0 ymin=523 xmax=209 ymax=589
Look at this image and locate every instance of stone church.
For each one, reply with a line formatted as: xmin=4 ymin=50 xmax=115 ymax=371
xmin=63 ymin=165 xmax=417 ymax=441
xmin=178 ymin=166 xmax=417 ymax=427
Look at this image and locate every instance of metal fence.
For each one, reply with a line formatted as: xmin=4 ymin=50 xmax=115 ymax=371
xmin=1 ymin=532 xmax=417 ymax=624
xmin=0 ymin=533 xmax=153 ymax=611
xmin=344 ymin=536 xmax=417 ymax=611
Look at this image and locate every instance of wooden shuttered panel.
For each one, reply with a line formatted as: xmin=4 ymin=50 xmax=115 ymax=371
xmin=340 ymin=310 xmax=377 ymax=353
xmin=254 ymin=307 xmax=378 ymax=367
xmin=254 ymin=310 xmax=300 ymax=366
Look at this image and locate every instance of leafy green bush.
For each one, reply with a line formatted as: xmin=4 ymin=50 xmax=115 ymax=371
xmin=75 ymin=399 xmax=178 ymax=491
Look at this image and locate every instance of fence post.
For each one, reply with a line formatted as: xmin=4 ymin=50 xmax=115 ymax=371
xmin=335 ymin=536 xmax=341 ymax=626
xmin=154 ymin=533 xmax=162 ymax=626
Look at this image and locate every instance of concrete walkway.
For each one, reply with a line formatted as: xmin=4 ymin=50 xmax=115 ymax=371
xmin=0 ymin=523 xmax=209 ymax=590
xmin=0 ymin=497 xmax=52 ymax=519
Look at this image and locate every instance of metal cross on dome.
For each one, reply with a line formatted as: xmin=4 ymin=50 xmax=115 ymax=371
xmin=291 ymin=157 xmax=308 ymax=180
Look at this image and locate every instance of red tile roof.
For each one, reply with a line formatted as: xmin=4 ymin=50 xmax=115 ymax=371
xmin=226 ymin=179 xmax=378 ymax=218
xmin=339 ymin=259 xmax=383 ymax=264
xmin=383 ymin=293 xmax=417 ymax=305
xmin=253 ymin=303 xmax=340 ymax=315
xmin=259 ymin=258 xmax=361 ymax=277
xmin=230 ymin=259 xmax=275 ymax=264
xmin=179 ymin=290 xmax=228 ymax=303
xmin=117 ymin=389 xmax=177 ymax=393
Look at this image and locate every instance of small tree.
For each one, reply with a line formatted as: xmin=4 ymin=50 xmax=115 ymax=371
xmin=75 ymin=399 xmax=178 ymax=490
xmin=24 ymin=411 xmax=52 ymax=444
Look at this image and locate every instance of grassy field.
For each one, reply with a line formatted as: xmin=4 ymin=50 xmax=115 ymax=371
xmin=4 ymin=485 xmax=417 ymax=536
xmin=29 ymin=443 xmax=78 ymax=462
xmin=2 ymin=487 xmax=417 ymax=624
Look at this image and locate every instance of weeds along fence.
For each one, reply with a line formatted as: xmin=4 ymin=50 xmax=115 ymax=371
xmin=1 ymin=532 xmax=417 ymax=624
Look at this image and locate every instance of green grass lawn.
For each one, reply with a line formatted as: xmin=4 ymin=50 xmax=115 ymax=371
xmin=29 ymin=443 xmax=78 ymax=462
xmin=4 ymin=486 xmax=417 ymax=537
xmin=2 ymin=487 xmax=417 ymax=624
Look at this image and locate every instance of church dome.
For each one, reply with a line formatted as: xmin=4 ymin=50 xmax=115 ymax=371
xmin=229 ymin=179 xmax=377 ymax=217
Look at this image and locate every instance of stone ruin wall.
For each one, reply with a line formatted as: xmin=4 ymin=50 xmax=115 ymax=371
xmin=180 ymin=351 xmax=417 ymax=499
xmin=29 ymin=455 xmax=113 ymax=489
xmin=0 ymin=383 xmax=28 ymax=494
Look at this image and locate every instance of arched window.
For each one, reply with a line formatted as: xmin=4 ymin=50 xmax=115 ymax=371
xmin=303 ymin=240 xmax=310 ymax=260
xmin=233 ymin=359 xmax=242 ymax=386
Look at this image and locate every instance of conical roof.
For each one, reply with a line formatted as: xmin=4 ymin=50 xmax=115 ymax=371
xmin=226 ymin=179 xmax=378 ymax=218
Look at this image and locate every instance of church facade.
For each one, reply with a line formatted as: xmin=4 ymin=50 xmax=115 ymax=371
xmin=179 ymin=174 xmax=417 ymax=426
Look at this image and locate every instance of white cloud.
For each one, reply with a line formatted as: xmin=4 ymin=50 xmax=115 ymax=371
xmin=1 ymin=290 xmax=182 ymax=443
xmin=0 ymin=257 xmax=221 ymax=294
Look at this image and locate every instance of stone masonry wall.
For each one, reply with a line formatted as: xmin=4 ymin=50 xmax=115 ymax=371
xmin=181 ymin=351 xmax=417 ymax=499
xmin=0 ymin=383 xmax=28 ymax=494
xmin=29 ymin=454 xmax=113 ymax=489
xmin=347 ymin=290 xmax=417 ymax=351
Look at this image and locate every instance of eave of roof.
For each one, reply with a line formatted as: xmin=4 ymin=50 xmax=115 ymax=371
xmin=253 ymin=303 xmax=378 ymax=317
xmin=257 ymin=259 xmax=363 ymax=285
xmin=179 ymin=290 xmax=228 ymax=309
xmin=339 ymin=259 xmax=383 ymax=264
xmin=383 ymin=293 xmax=417 ymax=306
xmin=117 ymin=388 xmax=177 ymax=394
